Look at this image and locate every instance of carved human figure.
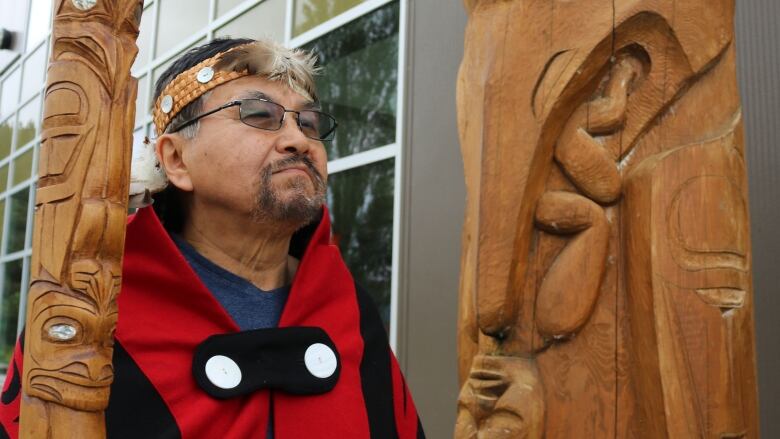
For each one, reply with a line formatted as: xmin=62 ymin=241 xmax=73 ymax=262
xmin=456 ymin=1 xmax=759 ymax=438
xmin=20 ymin=1 xmax=142 ymax=438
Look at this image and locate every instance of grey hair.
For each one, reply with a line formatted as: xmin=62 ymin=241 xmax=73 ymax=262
xmin=163 ymin=91 xmax=211 ymax=139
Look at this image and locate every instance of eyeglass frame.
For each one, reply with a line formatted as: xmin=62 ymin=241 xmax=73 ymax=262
xmin=166 ymin=98 xmax=338 ymax=141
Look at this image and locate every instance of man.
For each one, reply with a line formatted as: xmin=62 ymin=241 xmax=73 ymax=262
xmin=0 ymin=38 xmax=423 ymax=439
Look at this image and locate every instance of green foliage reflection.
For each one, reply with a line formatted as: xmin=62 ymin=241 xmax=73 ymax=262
xmin=304 ymin=2 xmax=399 ymax=160
xmin=294 ymin=0 xmax=366 ymax=37
xmin=327 ymin=159 xmax=394 ymax=327
xmin=0 ymin=259 xmax=22 ymax=368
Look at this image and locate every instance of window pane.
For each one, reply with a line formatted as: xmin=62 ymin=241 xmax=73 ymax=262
xmin=304 ymin=2 xmax=399 ymax=160
xmin=12 ymin=149 xmax=34 ymax=186
xmin=0 ymin=200 xmax=5 ymax=247
xmin=26 ymin=0 xmax=53 ymax=50
xmin=0 ymin=259 xmax=23 ymax=368
xmin=15 ymin=97 xmax=41 ymax=149
xmin=0 ymin=117 xmax=11 ymax=160
xmin=133 ymin=6 xmax=155 ymax=73
xmin=135 ymin=75 xmax=149 ymax=127
xmin=327 ymin=159 xmax=394 ymax=327
xmin=0 ymin=68 xmax=21 ymax=119
xmin=7 ymin=188 xmax=29 ymax=254
xmin=21 ymin=42 xmax=47 ymax=100
xmin=215 ymin=0 xmax=286 ymax=42
xmin=293 ymin=0 xmax=367 ymax=37
xmin=0 ymin=165 xmax=7 ymax=193
xmin=216 ymin=0 xmax=244 ymax=17
xmin=156 ymin=0 xmax=210 ymax=57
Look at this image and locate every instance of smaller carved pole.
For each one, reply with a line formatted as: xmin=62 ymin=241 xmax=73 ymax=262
xmin=19 ymin=0 xmax=142 ymax=437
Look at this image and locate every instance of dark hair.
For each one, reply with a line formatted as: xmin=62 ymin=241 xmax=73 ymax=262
xmin=151 ymin=37 xmax=254 ymax=232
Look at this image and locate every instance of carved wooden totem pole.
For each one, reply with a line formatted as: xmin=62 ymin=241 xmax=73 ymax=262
xmin=456 ymin=1 xmax=759 ymax=438
xmin=19 ymin=0 xmax=142 ymax=437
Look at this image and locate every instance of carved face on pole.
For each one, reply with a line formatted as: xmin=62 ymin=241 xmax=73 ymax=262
xmin=457 ymin=0 xmax=755 ymax=438
xmin=25 ymin=262 xmax=119 ymax=411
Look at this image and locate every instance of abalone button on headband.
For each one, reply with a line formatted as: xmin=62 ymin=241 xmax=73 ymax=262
xmin=197 ymin=66 xmax=215 ymax=84
xmin=72 ymin=0 xmax=97 ymax=10
xmin=161 ymin=95 xmax=174 ymax=114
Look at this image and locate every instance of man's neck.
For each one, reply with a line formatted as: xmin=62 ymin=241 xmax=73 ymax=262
xmin=180 ymin=207 xmax=299 ymax=291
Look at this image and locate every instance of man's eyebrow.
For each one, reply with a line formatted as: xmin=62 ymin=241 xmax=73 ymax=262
xmin=237 ymin=90 xmax=320 ymax=110
xmin=300 ymin=100 xmax=321 ymax=111
xmin=237 ymin=90 xmax=272 ymax=101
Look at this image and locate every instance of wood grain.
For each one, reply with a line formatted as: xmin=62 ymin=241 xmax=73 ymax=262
xmin=456 ymin=1 xmax=759 ymax=437
xmin=19 ymin=1 xmax=142 ymax=437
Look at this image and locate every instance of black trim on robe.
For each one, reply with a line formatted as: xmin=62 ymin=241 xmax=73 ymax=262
xmin=106 ymin=341 xmax=181 ymax=439
xmin=1 ymin=362 xmax=19 ymax=406
xmin=355 ymin=283 xmax=401 ymax=439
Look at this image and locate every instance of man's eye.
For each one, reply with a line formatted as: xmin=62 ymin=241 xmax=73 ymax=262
xmin=246 ymin=110 xmax=273 ymax=118
xmin=299 ymin=113 xmax=320 ymax=129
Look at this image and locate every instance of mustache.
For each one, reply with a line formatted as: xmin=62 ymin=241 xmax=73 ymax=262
xmin=266 ymin=155 xmax=324 ymax=183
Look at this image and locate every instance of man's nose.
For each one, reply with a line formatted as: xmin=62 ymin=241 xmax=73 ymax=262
xmin=276 ymin=112 xmax=310 ymax=154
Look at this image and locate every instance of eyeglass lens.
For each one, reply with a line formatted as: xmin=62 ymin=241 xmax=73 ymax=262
xmin=239 ymin=99 xmax=336 ymax=140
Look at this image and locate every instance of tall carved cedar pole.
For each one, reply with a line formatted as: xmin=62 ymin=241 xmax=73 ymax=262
xmin=19 ymin=0 xmax=142 ymax=437
xmin=456 ymin=1 xmax=760 ymax=438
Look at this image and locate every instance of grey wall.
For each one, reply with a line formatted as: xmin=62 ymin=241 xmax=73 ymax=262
xmin=400 ymin=1 xmax=467 ymax=437
xmin=736 ymin=1 xmax=780 ymax=437
xmin=401 ymin=2 xmax=779 ymax=437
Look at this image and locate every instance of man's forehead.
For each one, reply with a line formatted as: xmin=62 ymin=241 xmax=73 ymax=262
xmin=210 ymin=77 xmax=317 ymax=109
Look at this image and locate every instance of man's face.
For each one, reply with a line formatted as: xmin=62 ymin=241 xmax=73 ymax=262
xmin=176 ymin=75 xmax=328 ymax=227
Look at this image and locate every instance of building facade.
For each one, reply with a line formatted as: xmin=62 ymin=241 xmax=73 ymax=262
xmin=0 ymin=1 xmax=777 ymax=437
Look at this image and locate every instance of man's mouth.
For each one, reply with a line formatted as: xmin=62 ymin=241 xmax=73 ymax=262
xmin=273 ymin=166 xmax=310 ymax=177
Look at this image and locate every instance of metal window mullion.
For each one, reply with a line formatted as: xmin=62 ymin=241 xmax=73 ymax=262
xmin=284 ymin=0 xmax=294 ymax=45
xmin=208 ymin=0 xmax=217 ymax=40
xmin=0 ymin=249 xmax=33 ymax=264
xmin=2 ymin=89 xmax=42 ymax=127
xmin=327 ymin=143 xmax=398 ymax=175
xmin=0 ymin=35 xmax=47 ymax=84
xmin=0 ymin=140 xmax=39 ymax=179
xmin=388 ymin=0 xmax=408 ymax=356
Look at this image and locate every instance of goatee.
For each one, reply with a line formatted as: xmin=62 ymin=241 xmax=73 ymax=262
xmin=250 ymin=155 xmax=327 ymax=228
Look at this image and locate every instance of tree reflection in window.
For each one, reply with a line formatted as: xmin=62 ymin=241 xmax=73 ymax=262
xmin=293 ymin=0 xmax=366 ymax=37
xmin=0 ymin=258 xmax=22 ymax=368
xmin=304 ymin=1 xmax=399 ymax=160
xmin=7 ymin=188 xmax=29 ymax=254
xmin=327 ymin=159 xmax=394 ymax=328
xmin=0 ymin=118 xmax=11 ymax=160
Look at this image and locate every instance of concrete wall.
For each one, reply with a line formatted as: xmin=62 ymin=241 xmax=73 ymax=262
xmin=736 ymin=1 xmax=780 ymax=436
xmin=400 ymin=1 xmax=467 ymax=437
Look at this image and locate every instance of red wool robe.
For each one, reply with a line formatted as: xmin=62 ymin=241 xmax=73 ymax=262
xmin=0 ymin=206 xmax=423 ymax=439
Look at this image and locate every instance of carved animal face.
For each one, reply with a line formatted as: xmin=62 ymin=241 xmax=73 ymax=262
xmin=24 ymin=262 xmax=119 ymax=411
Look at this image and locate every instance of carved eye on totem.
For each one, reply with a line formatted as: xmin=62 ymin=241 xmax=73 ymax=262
xmin=42 ymin=317 xmax=83 ymax=344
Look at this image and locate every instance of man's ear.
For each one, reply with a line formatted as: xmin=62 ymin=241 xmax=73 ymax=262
xmin=155 ymin=133 xmax=194 ymax=192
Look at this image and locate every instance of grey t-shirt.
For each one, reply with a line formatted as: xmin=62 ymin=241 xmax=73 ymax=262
xmin=172 ymin=234 xmax=289 ymax=439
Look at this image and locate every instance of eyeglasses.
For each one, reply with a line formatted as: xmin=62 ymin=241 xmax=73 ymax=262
xmin=167 ymin=98 xmax=338 ymax=141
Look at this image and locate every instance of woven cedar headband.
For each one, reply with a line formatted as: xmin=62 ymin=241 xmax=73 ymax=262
xmin=152 ymin=44 xmax=252 ymax=136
